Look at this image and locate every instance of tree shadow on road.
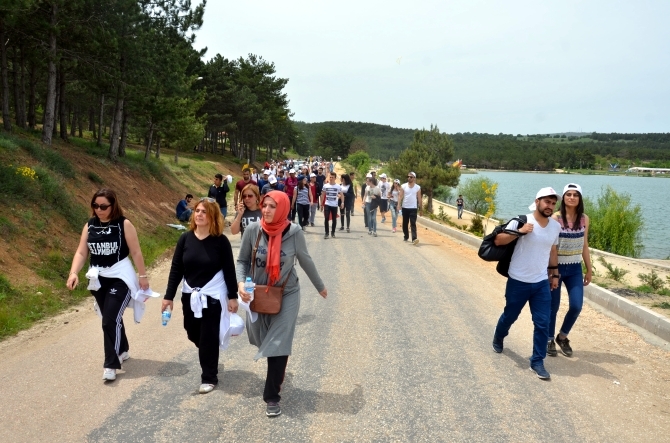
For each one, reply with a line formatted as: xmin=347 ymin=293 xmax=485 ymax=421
xmin=221 ymin=369 xmax=365 ymax=416
xmin=502 ymin=348 xmax=634 ymax=380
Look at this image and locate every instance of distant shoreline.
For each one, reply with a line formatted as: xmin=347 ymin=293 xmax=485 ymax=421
xmin=475 ymin=169 xmax=670 ymax=178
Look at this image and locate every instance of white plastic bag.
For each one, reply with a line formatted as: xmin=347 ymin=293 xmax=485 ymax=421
xmin=229 ymin=313 xmax=245 ymax=336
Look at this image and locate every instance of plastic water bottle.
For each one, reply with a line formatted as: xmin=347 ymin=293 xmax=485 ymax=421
xmin=161 ymin=307 xmax=171 ymax=326
xmin=244 ymin=277 xmax=255 ymax=301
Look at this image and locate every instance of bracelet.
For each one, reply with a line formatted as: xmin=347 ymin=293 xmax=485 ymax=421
xmin=551 ymin=275 xmax=560 ymax=279
xmin=139 ymin=275 xmax=148 ymax=279
xmin=547 ymin=266 xmax=558 ymax=270
xmin=69 ymin=271 xmax=78 ymax=276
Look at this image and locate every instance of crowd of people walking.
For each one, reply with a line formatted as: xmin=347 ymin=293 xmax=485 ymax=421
xmin=69 ymin=159 xmax=590 ymax=417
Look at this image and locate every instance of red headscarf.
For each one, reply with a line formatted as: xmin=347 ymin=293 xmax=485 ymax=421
xmin=260 ymin=191 xmax=291 ymax=285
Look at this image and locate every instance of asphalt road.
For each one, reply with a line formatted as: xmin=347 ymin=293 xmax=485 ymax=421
xmin=1 ymin=211 xmax=669 ymax=442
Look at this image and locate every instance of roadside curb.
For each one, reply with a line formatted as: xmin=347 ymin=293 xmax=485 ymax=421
xmin=416 ymin=216 xmax=670 ymax=344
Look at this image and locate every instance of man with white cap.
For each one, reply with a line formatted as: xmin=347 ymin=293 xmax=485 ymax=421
xmin=257 ymin=170 xmax=270 ymax=194
xmin=397 ymin=172 xmax=422 ymax=245
xmin=491 ymin=187 xmax=562 ymax=380
xmin=378 ymin=173 xmax=389 ymax=223
xmin=285 ymin=169 xmax=298 ymax=221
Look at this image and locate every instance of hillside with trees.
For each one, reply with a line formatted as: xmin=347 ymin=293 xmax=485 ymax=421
xmin=295 ymin=122 xmax=670 ymax=170
xmin=0 ymin=0 xmax=297 ymax=163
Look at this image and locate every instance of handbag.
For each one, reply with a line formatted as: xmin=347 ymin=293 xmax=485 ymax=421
xmin=249 ymin=229 xmax=290 ymax=315
xmin=478 ymin=215 xmax=527 ymax=277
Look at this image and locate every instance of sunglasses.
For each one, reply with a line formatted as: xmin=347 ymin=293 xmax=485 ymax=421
xmin=199 ymin=197 xmax=215 ymax=203
xmin=91 ymin=203 xmax=111 ymax=210
xmin=407 ymin=176 xmax=414 ymax=178
xmin=242 ymin=194 xmax=256 ymax=199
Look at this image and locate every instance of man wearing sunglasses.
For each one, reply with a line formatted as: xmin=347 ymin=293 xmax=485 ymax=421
xmin=208 ymin=173 xmax=230 ymax=218
xmin=397 ymin=171 xmax=422 ymax=245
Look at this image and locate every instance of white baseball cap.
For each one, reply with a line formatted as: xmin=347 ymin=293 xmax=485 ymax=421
xmin=366 ymin=173 xmax=372 ymax=178
xmin=529 ymin=187 xmax=561 ymax=210
xmin=380 ymin=173 xmax=387 ymax=178
xmin=263 ymin=169 xmax=270 ymax=175
xmin=310 ymin=173 xmax=316 ymax=178
xmin=562 ymin=183 xmax=583 ymax=196
xmin=408 ymin=171 xmax=416 ymax=178
xmin=289 ymin=168 xmax=296 ymax=174
xmin=268 ymin=175 xmax=277 ymax=184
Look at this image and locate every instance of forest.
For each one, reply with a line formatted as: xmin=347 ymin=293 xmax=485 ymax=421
xmin=0 ymin=0 xmax=298 ymax=163
xmin=296 ymin=122 xmax=670 ymax=171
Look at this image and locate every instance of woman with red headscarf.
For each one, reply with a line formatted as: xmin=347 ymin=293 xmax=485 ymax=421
xmin=237 ymin=191 xmax=327 ymax=417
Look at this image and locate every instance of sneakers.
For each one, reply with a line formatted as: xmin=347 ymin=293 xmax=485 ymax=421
xmin=547 ymin=340 xmax=557 ymax=357
xmin=403 ymin=238 xmax=408 ymax=242
xmin=555 ymin=335 xmax=573 ymax=357
xmin=530 ymin=364 xmax=551 ymax=380
xmin=324 ymin=234 xmax=329 ymax=239
xmin=373 ymin=232 xmax=377 ymax=237
xmin=368 ymin=231 xmax=372 ymax=235
xmin=492 ymin=336 xmax=504 ymax=353
xmin=103 ymin=368 xmax=116 ymax=381
xmin=118 ymin=351 xmax=130 ymax=367
xmin=392 ymin=228 xmax=396 ymax=233
xmin=331 ymin=233 xmax=336 ymax=238
xmin=412 ymin=239 xmax=419 ymax=245
xmin=266 ymin=401 xmax=281 ymax=417
xmin=381 ymin=217 xmax=386 ymax=223
xmin=199 ymin=383 xmax=215 ymax=394
xmin=346 ymin=228 xmax=350 ymax=233
xmin=339 ymin=226 xmax=344 ymax=231
xmin=310 ymin=223 xmax=314 ymax=227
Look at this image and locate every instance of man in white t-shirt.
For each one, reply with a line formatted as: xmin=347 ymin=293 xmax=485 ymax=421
xmin=320 ymin=171 xmax=343 ymax=239
xmin=397 ymin=171 xmax=423 ymax=245
xmin=378 ymin=173 xmax=390 ymax=223
xmin=491 ymin=187 xmax=561 ymax=380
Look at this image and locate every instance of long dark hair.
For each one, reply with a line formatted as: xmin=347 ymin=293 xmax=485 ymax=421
xmin=90 ymin=188 xmax=124 ymax=220
xmin=559 ymin=189 xmax=584 ymax=231
xmin=341 ymin=174 xmax=352 ymax=186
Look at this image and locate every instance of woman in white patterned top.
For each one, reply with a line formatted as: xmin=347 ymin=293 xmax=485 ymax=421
xmin=548 ymin=183 xmax=593 ymax=358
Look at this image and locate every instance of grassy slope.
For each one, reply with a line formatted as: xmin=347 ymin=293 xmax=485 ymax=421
xmin=0 ymin=129 xmax=242 ymax=339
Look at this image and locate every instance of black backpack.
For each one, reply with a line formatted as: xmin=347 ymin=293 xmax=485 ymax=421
xmin=478 ymin=215 xmax=527 ymax=277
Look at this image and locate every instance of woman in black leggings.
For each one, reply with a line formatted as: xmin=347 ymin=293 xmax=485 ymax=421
xmin=339 ymin=174 xmax=354 ymax=232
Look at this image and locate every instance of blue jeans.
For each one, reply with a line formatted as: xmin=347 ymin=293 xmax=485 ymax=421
xmin=494 ymin=277 xmax=551 ymax=367
xmin=220 ymin=206 xmax=227 ymax=218
xmin=368 ymin=207 xmax=377 ymax=232
xmin=389 ymin=202 xmax=398 ymax=228
xmin=457 ymin=205 xmax=463 ymax=219
xmin=549 ymin=263 xmax=584 ymax=338
xmin=364 ymin=202 xmax=370 ymax=228
xmin=178 ymin=208 xmax=192 ymax=222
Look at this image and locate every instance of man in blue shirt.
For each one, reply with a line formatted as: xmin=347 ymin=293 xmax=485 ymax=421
xmin=208 ymin=173 xmax=230 ymax=218
xmin=176 ymin=194 xmax=193 ymax=221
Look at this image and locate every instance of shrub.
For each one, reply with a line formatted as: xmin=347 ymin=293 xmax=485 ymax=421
xmin=638 ymin=270 xmax=665 ymax=292
xmin=16 ymin=136 xmax=75 ymax=178
xmin=652 ymin=302 xmax=670 ymax=309
xmin=459 ymin=177 xmax=498 ymax=215
xmin=0 ymin=163 xmax=40 ymax=200
xmin=469 ymin=215 xmax=484 ymax=236
xmin=584 ymin=186 xmax=644 ymax=257
xmin=0 ymin=134 xmax=18 ymax=151
xmin=87 ymin=171 xmax=104 ymax=184
xmin=35 ymin=167 xmax=88 ymax=230
xmin=598 ymin=256 xmax=629 ymax=282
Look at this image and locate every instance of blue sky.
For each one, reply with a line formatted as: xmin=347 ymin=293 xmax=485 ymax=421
xmin=192 ymin=0 xmax=669 ymax=134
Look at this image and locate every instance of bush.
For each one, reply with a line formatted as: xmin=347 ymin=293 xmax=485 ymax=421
xmin=87 ymin=171 xmax=104 ymax=184
xmin=585 ymin=186 xmax=644 ymax=257
xmin=346 ymin=151 xmax=371 ymax=177
xmin=598 ymin=256 xmax=629 ymax=282
xmin=638 ymin=270 xmax=665 ymax=292
xmin=15 ymin=136 xmax=75 ymax=178
xmin=35 ymin=167 xmax=88 ymax=229
xmin=459 ymin=177 xmax=497 ymax=215
xmin=0 ymin=163 xmax=40 ymax=199
xmin=469 ymin=215 xmax=484 ymax=236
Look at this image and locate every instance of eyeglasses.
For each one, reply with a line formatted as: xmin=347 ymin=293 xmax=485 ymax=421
xmin=407 ymin=176 xmax=414 ymax=178
xmin=91 ymin=203 xmax=111 ymax=210
xmin=242 ymin=194 xmax=255 ymax=199
xmin=199 ymin=197 xmax=215 ymax=203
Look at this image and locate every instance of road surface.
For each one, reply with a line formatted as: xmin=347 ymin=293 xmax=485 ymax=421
xmin=1 ymin=212 xmax=669 ymax=442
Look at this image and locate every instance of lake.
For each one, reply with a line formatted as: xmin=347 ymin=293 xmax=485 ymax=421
xmin=473 ymin=171 xmax=669 ymax=259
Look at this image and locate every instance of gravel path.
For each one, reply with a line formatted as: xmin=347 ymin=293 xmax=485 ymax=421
xmin=1 ymin=212 xmax=669 ymax=442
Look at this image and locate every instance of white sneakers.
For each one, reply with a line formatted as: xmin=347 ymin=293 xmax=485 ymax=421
xmin=118 ymin=351 xmax=130 ymax=366
xmin=199 ymin=384 xmax=215 ymax=394
xmin=103 ymin=368 xmax=116 ymax=381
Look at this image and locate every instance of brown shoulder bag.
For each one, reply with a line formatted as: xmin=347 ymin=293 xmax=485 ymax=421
xmin=249 ymin=229 xmax=290 ymax=315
